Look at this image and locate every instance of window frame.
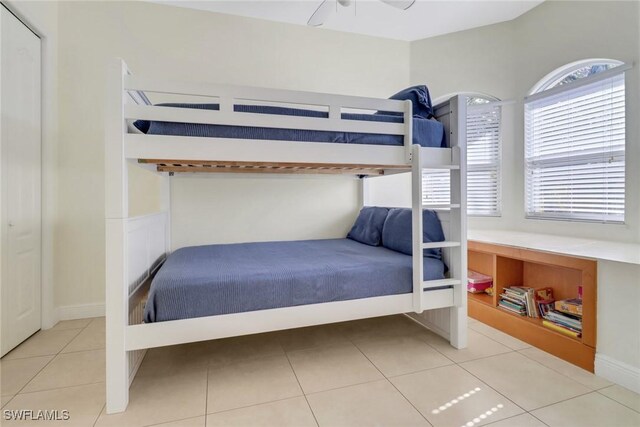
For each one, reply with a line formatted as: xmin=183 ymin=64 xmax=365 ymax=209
xmin=524 ymin=59 xmax=628 ymax=224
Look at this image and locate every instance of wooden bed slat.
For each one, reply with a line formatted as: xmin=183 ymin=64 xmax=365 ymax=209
xmin=139 ymin=159 xmax=409 ymax=176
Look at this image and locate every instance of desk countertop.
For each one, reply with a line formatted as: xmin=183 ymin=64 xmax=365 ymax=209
xmin=468 ymin=229 xmax=640 ymax=265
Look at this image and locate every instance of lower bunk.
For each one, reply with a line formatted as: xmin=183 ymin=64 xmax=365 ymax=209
xmin=144 ymin=238 xmax=446 ymax=323
xmin=108 ymin=208 xmax=467 ymax=413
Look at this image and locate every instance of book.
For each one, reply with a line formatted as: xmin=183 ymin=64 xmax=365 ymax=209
xmin=500 ymin=293 xmax=525 ymax=306
xmin=542 ymin=320 xmax=581 ymax=339
xmin=538 ymin=301 xmax=554 ymax=317
xmin=503 ymin=286 xmax=538 ymax=318
xmin=499 ymin=299 xmax=526 ymax=315
xmin=525 ymin=288 xmax=539 ymax=318
xmin=545 ymin=310 xmax=582 ymax=331
xmin=468 ymin=270 xmax=492 ymax=284
xmin=555 ymin=298 xmax=583 ymax=317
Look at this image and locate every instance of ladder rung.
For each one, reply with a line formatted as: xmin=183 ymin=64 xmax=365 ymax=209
xmin=422 ymin=278 xmax=461 ymax=290
xmin=422 ymin=204 xmax=461 ymax=210
xmin=422 ymin=241 xmax=460 ymax=249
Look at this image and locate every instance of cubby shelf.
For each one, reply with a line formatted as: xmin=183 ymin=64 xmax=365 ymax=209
xmin=468 ymin=291 xmax=493 ymax=307
xmin=467 ymin=240 xmax=597 ymax=372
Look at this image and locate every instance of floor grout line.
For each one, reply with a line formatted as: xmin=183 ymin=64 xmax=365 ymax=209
xmin=595 ymin=389 xmax=640 ymax=415
xmin=204 ymin=361 xmax=210 ymax=419
xmin=515 ymin=348 xmax=613 ymax=390
xmin=16 ymin=380 xmax=107 ymax=397
xmin=142 ymin=415 xmax=205 ymax=427
xmin=526 ymin=410 xmax=552 ymax=427
xmin=468 ymin=323 xmax=533 ymax=351
xmin=58 ymin=346 xmax=106 ymax=356
xmin=205 ymin=394 xmax=308 ymax=417
xmin=93 ymin=402 xmax=106 ymax=427
xmin=302 ymin=377 xmax=386 ymax=398
xmin=58 ymin=322 xmax=99 ymax=354
xmin=283 ymin=350 xmax=320 ymax=426
xmin=450 ymin=356 xmax=531 ymax=417
xmin=10 ymin=354 xmax=60 ymax=397
xmin=349 ymin=337 xmax=433 ymax=425
xmin=525 ymin=389 xmax=598 ymax=413
xmin=1 ymin=324 xmax=84 ymax=362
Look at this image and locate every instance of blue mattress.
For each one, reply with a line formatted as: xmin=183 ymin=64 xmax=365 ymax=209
xmin=144 ymin=238 xmax=446 ymax=323
xmin=133 ymin=103 xmax=447 ymax=148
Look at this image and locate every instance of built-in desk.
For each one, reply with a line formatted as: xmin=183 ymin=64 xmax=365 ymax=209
xmin=468 ymin=230 xmax=640 ymax=265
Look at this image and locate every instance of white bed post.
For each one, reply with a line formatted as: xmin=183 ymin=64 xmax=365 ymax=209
xmin=105 ymin=58 xmax=130 ymax=413
xmin=448 ymin=95 xmax=468 ymax=349
xmin=411 ymin=145 xmax=424 ymax=313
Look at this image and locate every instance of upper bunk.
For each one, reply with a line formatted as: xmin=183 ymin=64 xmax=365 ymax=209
xmin=110 ymin=59 xmax=464 ymax=176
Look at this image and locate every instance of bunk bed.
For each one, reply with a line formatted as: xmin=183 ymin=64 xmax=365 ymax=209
xmin=105 ymin=59 xmax=468 ymax=413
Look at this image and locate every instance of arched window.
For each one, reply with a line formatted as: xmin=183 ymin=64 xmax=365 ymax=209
xmin=525 ymin=59 xmax=627 ymax=223
xmin=423 ymin=94 xmax=502 ymax=216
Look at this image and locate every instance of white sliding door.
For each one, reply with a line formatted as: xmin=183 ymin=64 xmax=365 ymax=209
xmin=1 ymin=5 xmax=42 ymax=356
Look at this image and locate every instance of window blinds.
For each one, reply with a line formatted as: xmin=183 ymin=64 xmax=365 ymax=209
xmin=525 ymin=71 xmax=625 ymax=223
xmin=422 ymin=102 xmax=502 ymax=216
xmin=467 ymin=104 xmax=501 ymax=216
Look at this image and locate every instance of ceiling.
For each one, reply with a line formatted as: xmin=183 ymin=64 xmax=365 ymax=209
xmin=150 ymin=0 xmax=543 ymax=41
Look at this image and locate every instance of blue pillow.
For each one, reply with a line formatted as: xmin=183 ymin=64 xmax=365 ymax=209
xmin=381 ymin=208 xmax=444 ymax=259
xmin=377 ymin=85 xmax=434 ymax=120
xmin=347 ymin=207 xmax=389 ymax=246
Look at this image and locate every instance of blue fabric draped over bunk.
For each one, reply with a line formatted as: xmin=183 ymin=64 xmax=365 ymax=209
xmin=143 ymin=238 xmax=446 ymax=323
xmin=133 ymin=103 xmax=447 ymax=148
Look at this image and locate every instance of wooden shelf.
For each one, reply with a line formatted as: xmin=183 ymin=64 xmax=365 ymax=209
xmin=495 ymin=305 xmax=581 ymax=343
xmin=468 ymin=240 xmax=597 ymax=372
xmin=468 ymin=292 xmax=494 ymax=307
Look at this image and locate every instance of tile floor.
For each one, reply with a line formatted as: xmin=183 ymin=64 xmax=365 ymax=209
xmin=1 ymin=315 xmax=639 ymax=427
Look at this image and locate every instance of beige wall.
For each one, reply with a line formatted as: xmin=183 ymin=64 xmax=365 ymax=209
xmin=411 ymin=0 xmax=640 ymax=244
xmin=55 ymin=1 xmax=410 ymax=308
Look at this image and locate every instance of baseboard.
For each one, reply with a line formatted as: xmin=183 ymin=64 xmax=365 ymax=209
xmin=56 ymin=303 xmax=105 ymax=321
xmin=595 ymin=353 xmax=640 ymax=394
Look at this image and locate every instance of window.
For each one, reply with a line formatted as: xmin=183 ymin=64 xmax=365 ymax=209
xmin=525 ymin=60 xmax=626 ymax=223
xmin=422 ymin=95 xmax=502 ymax=216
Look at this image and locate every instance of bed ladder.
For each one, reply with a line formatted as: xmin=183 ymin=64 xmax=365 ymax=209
xmin=411 ymin=144 xmax=465 ymax=313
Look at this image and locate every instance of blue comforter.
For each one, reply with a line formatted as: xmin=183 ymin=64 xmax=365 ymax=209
xmin=144 ymin=238 xmax=446 ymax=323
xmin=134 ymin=103 xmax=446 ymax=148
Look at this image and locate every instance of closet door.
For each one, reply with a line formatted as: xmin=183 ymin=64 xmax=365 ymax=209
xmin=1 ymin=5 xmax=42 ymax=356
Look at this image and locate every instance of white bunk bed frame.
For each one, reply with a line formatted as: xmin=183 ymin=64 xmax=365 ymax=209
xmin=105 ymin=59 xmax=468 ymax=413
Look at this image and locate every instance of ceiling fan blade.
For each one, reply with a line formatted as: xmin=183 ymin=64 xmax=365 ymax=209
xmin=308 ymin=0 xmax=335 ymax=27
xmin=379 ymin=0 xmax=416 ymax=10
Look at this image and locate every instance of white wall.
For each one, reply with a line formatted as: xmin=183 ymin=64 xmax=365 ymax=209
xmin=411 ymin=0 xmax=640 ymax=244
xmin=55 ymin=1 xmax=410 ymax=310
xmin=171 ymin=175 xmax=361 ymax=249
xmin=596 ymin=261 xmax=640 ymax=392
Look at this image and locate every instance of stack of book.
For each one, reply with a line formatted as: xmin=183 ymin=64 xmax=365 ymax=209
xmin=498 ymin=286 xmax=538 ymax=318
xmin=542 ymin=298 xmax=583 ymax=338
